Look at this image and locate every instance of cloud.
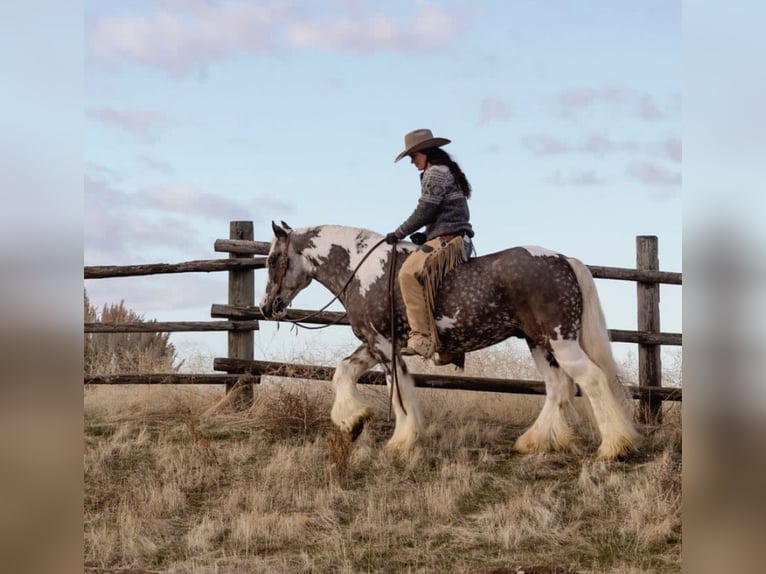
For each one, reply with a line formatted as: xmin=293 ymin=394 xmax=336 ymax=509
xmin=84 ymin=173 xmax=294 ymax=264
xmin=133 ymin=185 xmax=256 ymax=221
xmin=557 ymin=86 xmax=631 ymax=115
xmin=86 ymin=2 xmax=285 ymax=73
xmin=626 ymin=161 xmax=681 ymax=186
xmin=85 ymin=161 xmax=122 ymax=183
xmin=87 ymin=1 xmax=476 ymax=74
xmin=556 ymin=86 xmax=666 ymax=120
xmin=637 ymin=94 xmax=663 ymax=120
xmin=642 ymin=135 xmax=681 ymax=163
xmin=87 ymin=107 xmax=170 ymax=139
xmin=84 ymin=175 xmax=204 ymax=264
xmin=524 ymin=132 xmax=645 ymax=158
xmin=478 ymin=96 xmax=512 ymax=126
xmin=547 ymin=170 xmax=606 ymax=187
xmin=522 ymin=135 xmax=570 ymax=156
xmin=569 ymin=171 xmax=605 ymax=186
xmin=580 ymin=133 xmax=638 ymax=156
xmin=138 ymin=155 xmax=174 ymax=175
xmin=660 ymin=136 xmax=682 ymax=163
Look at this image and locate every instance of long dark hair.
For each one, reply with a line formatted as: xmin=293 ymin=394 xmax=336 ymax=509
xmin=422 ymin=147 xmax=472 ymax=198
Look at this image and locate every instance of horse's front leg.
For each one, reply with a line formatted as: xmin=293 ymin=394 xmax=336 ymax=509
xmin=374 ymin=337 xmax=425 ymax=453
xmin=330 ymin=345 xmax=377 ymax=440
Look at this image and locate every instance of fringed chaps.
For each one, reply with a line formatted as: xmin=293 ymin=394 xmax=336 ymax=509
xmin=421 ymin=237 xmax=468 ymax=349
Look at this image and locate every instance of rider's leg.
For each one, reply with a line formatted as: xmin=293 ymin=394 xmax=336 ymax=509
xmin=398 ymin=242 xmax=438 ymax=358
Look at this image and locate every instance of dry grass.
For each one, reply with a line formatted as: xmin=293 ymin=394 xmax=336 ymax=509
xmin=84 ymin=370 xmax=681 ymax=573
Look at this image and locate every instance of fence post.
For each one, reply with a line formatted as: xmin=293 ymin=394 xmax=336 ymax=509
xmin=226 ymin=221 xmax=256 ymax=407
xmin=636 ymin=235 xmax=662 ymax=423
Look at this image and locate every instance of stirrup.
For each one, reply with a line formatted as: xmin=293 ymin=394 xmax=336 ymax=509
xmin=433 ymin=351 xmax=466 ymax=369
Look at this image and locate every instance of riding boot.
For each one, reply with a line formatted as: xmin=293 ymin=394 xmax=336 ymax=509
xmin=401 ymin=334 xmax=434 ymax=357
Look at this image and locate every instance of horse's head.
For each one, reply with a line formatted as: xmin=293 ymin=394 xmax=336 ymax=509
xmin=259 ymin=221 xmax=314 ymax=319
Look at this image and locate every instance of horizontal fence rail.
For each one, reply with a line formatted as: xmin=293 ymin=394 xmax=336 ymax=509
xmin=86 ymin=241 xmax=682 ymax=286
xmin=83 ymin=359 xmax=681 ymax=402
xmin=85 ymin=373 xmax=247 ymax=385
xmin=85 ymin=258 xmax=266 ymax=279
xmin=210 ymin=239 xmax=683 ymax=285
xmin=210 ymin=305 xmax=682 ymax=346
xmin=85 ymin=320 xmax=261 ymax=333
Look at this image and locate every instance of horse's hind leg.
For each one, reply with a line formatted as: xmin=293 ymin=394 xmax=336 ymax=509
xmin=514 ymin=343 xmax=577 ymax=454
xmin=330 ymin=345 xmax=376 ymax=439
xmin=550 ymin=339 xmax=639 ymax=460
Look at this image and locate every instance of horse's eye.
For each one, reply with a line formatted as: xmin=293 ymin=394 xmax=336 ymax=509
xmin=267 ymin=254 xmax=277 ymax=267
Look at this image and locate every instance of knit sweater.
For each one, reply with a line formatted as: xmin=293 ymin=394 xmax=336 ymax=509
xmin=394 ymin=164 xmax=473 ymax=241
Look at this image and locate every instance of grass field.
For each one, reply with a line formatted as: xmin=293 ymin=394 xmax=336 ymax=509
xmin=84 ymin=348 xmax=681 ymax=574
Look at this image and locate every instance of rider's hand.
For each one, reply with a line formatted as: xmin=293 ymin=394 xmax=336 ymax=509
xmin=385 ymin=232 xmax=399 ymax=245
xmin=409 ymin=232 xmax=426 ymax=245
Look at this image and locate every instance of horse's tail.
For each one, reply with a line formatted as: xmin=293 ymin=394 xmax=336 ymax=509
xmin=566 ymin=257 xmax=617 ymax=384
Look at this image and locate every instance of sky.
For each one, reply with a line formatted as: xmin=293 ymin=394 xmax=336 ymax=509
xmin=83 ymin=0 xmax=682 ymax=368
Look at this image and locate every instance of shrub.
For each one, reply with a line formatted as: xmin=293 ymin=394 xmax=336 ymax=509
xmin=84 ymin=290 xmax=182 ymax=374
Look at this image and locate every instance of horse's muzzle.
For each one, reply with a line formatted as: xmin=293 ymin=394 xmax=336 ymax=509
xmin=266 ymin=295 xmax=287 ymax=319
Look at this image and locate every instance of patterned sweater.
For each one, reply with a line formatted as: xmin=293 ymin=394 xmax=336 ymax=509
xmin=394 ymin=164 xmax=473 ymax=241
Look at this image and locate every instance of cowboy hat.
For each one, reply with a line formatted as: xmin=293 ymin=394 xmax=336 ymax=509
xmin=394 ymin=128 xmax=451 ymax=162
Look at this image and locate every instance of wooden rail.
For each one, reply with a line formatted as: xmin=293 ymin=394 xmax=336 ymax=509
xmin=85 ymin=320 xmax=260 ymax=333
xmin=85 ymin=257 xmax=266 ymax=279
xmin=210 ymin=238 xmax=683 ymax=285
xmin=209 ymin=304 xmax=681 ymax=346
xmin=85 ymin=373 xmax=245 ymax=385
xmin=83 ymin=360 xmax=682 ymax=403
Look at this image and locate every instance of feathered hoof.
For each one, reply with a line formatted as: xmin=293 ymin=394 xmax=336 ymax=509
xmin=514 ymin=438 xmax=551 ymax=455
xmin=332 ymin=406 xmax=372 ymax=437
xmin=595 ymin=437 xmax=637 ymax=461
xmin=514 ymin=429 xmax=576 ymax=455
xmin=349 ymin=417 xmax=367 ymax=441
xmin=385 ymin=431 xmax=419 ymax=455
xmin=514 ymin=432 xmax=552 ymax=455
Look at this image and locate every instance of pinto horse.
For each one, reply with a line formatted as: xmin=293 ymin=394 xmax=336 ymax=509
xmin=259 ymin=222 xmax=639 ymax=460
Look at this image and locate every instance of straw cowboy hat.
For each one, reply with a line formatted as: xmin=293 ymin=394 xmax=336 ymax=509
xmin=394 ymin=129 xmax=451 ymax=162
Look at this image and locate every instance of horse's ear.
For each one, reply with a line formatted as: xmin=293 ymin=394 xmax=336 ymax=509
xmin=272 ymin=220 xmax=288 ymax=239
xmin=280 ymin=220 xmax=293 ymax=231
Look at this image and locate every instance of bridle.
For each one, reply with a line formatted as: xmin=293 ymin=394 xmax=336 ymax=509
xmin=270 ymin=232 xmax=291 ymax=298
xmin=270 ymin=234 xmax=387 ymax=329
xmin=268 ymin=232 xmax=406 ymax=418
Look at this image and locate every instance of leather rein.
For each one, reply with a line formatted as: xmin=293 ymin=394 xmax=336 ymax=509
xmin=270 ymin=234 xmax=406 ymax=418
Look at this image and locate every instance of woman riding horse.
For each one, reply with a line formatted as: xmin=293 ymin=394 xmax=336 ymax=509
xmin=385 ymin=129 xmax=475 ymax=360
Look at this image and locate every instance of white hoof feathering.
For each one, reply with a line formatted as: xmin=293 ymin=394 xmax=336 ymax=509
xmin=331 ymin=347 xmax=377 ymax=435
xmin=596 ymin=430 xmax=639 ymax=460
xmin=385 ymin=423 xmax=420 ymax=453
xmin=331 ymin=400 xmax=372 ymax=434
xmin=514 ymin=423 xmax=575 ymax=454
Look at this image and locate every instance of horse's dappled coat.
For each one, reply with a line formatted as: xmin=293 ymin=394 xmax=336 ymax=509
xmin=260 ymin=222 xmax=639 ymax=460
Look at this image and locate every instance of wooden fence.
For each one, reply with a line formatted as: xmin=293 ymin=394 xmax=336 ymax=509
xmin=84 ymin=221 xmax=682 ymax=422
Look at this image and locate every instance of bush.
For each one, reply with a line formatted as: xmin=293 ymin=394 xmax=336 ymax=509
xmin=84 ymin=290 xmax=182 ymax=374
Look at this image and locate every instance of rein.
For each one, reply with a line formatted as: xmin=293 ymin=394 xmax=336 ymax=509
xmin=273 ymin=233 xmax=406 ymax=419
xmin=277 ymin=236 xmax=387 ymax=329
xmin=387 ymin=243 xmax=406 ymax=420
